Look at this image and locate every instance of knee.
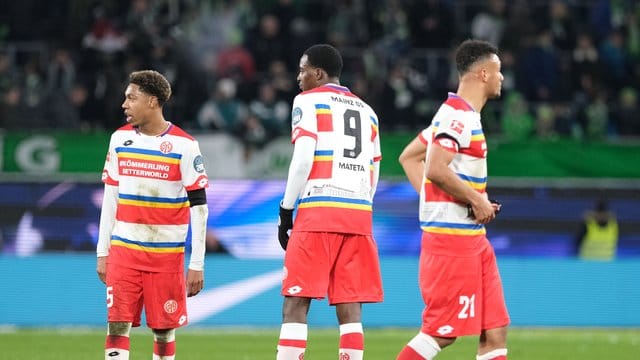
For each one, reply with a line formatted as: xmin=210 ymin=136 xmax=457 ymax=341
xmin=336 ymin=303 xmax=362 ymax=324
xmin=108 ymin=322 xmax=132 ymax=337
xmin=152 ymin=329 xmax=176 ymax=343
xmin=479 ymin=327 xmax=508 ymax=349
xmin=282 ymin=297 xmax=311 ymax=323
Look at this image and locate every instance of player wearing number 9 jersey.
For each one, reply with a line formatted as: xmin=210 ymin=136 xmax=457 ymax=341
xmin=276 ymin=44 xmax=383 ymax=360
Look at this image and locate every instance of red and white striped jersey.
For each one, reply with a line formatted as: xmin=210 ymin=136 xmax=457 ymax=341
xmin=289 ymin=84 xmax=381 ymax=235
xmin=102 ymin=123 xmax=208 ymax=272
xmin=420 ymin=93 xmax=488 ymax=254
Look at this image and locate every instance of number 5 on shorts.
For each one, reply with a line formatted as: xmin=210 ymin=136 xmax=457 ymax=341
xmin=107 ymin=286 xmax=114 ymax=308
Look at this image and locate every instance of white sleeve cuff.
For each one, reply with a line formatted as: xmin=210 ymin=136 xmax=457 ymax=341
xmin=188 ymin=204 xmax=208 ymax=271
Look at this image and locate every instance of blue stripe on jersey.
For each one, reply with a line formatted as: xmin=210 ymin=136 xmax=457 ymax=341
xmin=115 ymin=147 xmax=182 ymax=159
xmin=471 ymin=129 xmax=483 ymax=135
xmin=420 ymin=221 xmax=484 ymax=230
xmin=457 ymin=173 xmax=487 ymax=183
xmin=314 ymin=150 xmax=334 ymax=156
xmin=298 ymin=196 xmax=372 ymax=206
xmin=119 ymin=193 xmax=189 ymax=203
xmin=315 ymin=104 xmax=331 ymax=110
xmin=370 ymin=116 xmax=378 ymax=126
xmin=111 ymin=235 xmax=185 ymax=248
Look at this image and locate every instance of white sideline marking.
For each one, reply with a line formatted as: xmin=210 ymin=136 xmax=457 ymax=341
xmin=187 ymin=269 xmax=283 ymax=323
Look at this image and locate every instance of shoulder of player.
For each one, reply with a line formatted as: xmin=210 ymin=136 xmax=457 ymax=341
xmin=165 ymin=123 xmax=197 ymax=141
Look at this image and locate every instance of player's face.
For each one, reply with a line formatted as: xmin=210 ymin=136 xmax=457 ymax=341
xmin=122 ymin=84 xmax=152 ymax=126
xmin=297 ymin=54 xmax=319 ymax=92
xmin=485 ymin=54 xmax=503 ymax=99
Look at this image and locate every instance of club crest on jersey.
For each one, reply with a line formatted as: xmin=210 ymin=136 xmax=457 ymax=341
xmin=193 ymin=155 xmax=205 ymax=173
xmin=160 ymin=141 xmax=173 ymax=154
xmin=292 ymin=107 xmax=303 ymax=125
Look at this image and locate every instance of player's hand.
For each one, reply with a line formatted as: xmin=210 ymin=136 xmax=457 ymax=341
xmin=467 ymin=199 xmax=501 ymax=224
xmin=96 ymin=256 xmax=108 ymax=284
xmin=278 ymin=204 xmax=294 ymax=250
xmin=186 ymin=269 xmax=204 ymax=297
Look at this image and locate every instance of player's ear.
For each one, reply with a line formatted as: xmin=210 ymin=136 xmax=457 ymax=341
xmin=315 ymin=67 xmax=325 ymax=81
xmin=148 ymin=95 xmax=157 ymax=108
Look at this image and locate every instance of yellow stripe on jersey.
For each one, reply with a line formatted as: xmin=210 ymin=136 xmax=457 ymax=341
xmin=111 ymin=240 xmax=185 ymax=253
xmin=118 ymin=198 xmax=189 ymax=208
xmin=119 ymin=152 xmax=181 ymax=164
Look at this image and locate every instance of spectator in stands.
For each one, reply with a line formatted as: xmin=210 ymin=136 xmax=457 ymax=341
xmin=45 ymin=48 xmax=76 ymax=97
xmin=545 ymin=0 xmax=578 ymax=51
xmin=612 ymin=86 xmax=640 ymax=136
xmin=0 ymin=52 xmax=18 ymax=96
xmin=519 ymin=29 xmax=560 ymax=102
xmin=571 ymin=33 xmax=601 ymax=91
xmin=245 ymin=13 xmax=287 ymax=72
xmin=535 ymin=103 xmax=559 ymax=140
xmin=575 ymin=198 xmax=619 ymax=261
xmin=409 ymin=0 xmax=456 ymax=49
xmin=0 ymin=85 xmax=25 ymax=130
xmin=501 ymin=91 xmax=534 ymax=141
xmin=470 ymin=0 xmax=507 ymax=46
xmin=598 ymin=28 xmax=628 ymax=93
xmin=197 ymin=77 xmax=248 ymax=135
xmin=326 ymin=0 xmax=370 ymax=49
xmin=248 ymin=82 xmax=290 ymax=139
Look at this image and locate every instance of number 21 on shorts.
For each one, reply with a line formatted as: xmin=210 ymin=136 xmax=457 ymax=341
xmin=458 ymin=294 xmax=475 ymax=319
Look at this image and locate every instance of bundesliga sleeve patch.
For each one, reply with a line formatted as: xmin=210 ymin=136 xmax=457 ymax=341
xmin=292 ymin=107 xmax=303 ymax=125
xmin=193 ymin=155 xmax=205 ymax=173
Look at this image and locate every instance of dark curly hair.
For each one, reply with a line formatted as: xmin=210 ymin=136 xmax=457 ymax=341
xmin=455 ymin=39 xmax=499 ymax=75
xmin=128 ymin=70 xmax=172 ymax=106
xmin=303 ymin=44 xmax=343 ymax=78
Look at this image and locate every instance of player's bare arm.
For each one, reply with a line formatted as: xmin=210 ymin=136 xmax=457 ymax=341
xmin=399 ymin=136 xmax=427 ymax=194
xmin=426 ymin=143 xmax=494 ymax=224
xmin=96 ymin=256 xmax=107 ymax=284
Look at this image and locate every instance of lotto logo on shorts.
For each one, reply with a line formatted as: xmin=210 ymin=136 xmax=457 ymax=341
xmin=179 ymin=315 xmax=187 ymax=325
xmin=436 ymin=325 xmax=454 ymax=336
xmin=164 ymin=300 xmax=178 ymax=314
xmin=287 ymin=286 xmax=302 ymax=295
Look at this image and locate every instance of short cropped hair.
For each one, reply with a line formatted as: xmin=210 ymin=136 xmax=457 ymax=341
xmin=129 ymin=70 xmax=172 ymax=106
xmin=455 ymin=39 xmax=499 ymax=75
xmin=303 ymin=44 xmax=343 ymax=78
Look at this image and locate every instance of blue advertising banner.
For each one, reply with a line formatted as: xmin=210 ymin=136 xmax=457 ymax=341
xmin=1 ymin=255 xmax=639 ymax=327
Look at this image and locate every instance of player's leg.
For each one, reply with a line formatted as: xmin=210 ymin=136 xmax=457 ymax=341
xmin=336 ymin=303 xmax=364 ymax=360
xmin=330 ymin=234 xmax=383 ymax=360
xmin=396 ymin=332 xmax=453 ymax=360
xmin=105 ymin=322 xmax=132 ymax=360
xmin=105 ymin=264 xmax=143 ymax=360
xmin=151 ymin=328 xmax=176 ymax=360
xmin=398 ymin=236 xmax=481 ymax=359
xmin=278 ymin=296 xmax=311 ymax=360
xmin=278 ymin=231 xmax=330 ymax=360
xmin=143 ymin=271 xmax=187 ymax=359
xmin=477 ymin=327 xmax=508 ymax=360
xmin=476 ymin=245 xmax=510 ymax=359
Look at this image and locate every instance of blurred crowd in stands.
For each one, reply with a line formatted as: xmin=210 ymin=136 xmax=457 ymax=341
xmin=1 ymin=0 xmax=639 ymax=149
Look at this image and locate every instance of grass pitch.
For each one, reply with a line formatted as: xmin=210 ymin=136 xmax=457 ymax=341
xmin=1 ymin=327 xmax=638 ymax=359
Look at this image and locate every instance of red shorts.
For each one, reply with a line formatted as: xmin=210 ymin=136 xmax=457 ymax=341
xmin=106 ymin=263 xmax=187 ymax=329
xmin=282 ymin=232 xmax=383 ymax=305
xmin=418 ymin=236 xmax=510 ymax=337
